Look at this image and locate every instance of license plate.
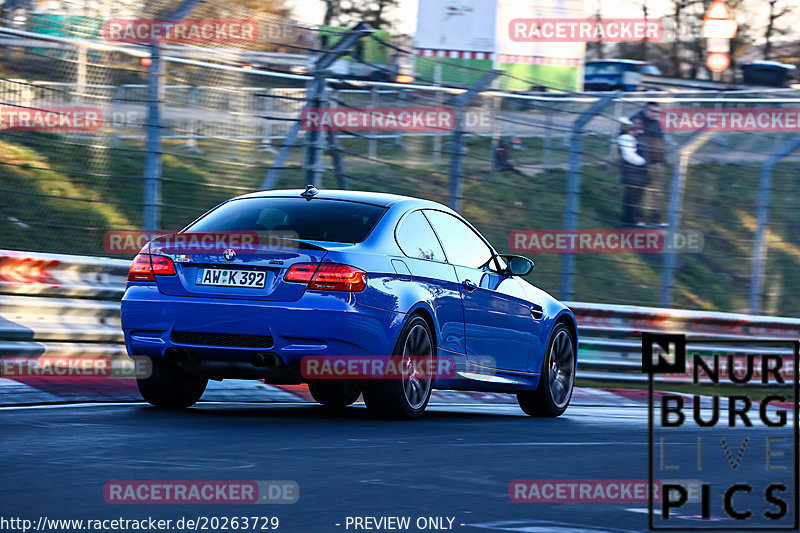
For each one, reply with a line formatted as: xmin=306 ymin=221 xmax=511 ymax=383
xmin=196 ymin=269 xmax=266 ymax=288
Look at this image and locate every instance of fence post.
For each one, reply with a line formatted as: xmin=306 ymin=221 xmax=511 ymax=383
xmin=327 ymin=129 xmax=348 ymax=189
xmin=140 ymin=0 xmax=203 ymax=230
xmin=749 ymin=136 xmax=800 ymax=314
xmin=368 ymin=87 xmax=378 ymax=160
xmin=433 ymin=65 xmax=442 ymax=167
xmin=716 ymin=91 xmax=729 ymax=164
xmin=142 ymin=44 xmax=163 ymax=231
xmin=262 ymin=23 xmax=370 ymax=190
xmin=560 ymin=94 xmax=616 ymax=300
xmin=304 ymin=75 xmax=326 ymax=187
xmin=448 ymin=71 xmax=501 ymax=211
xmin=76 ymin=45 xmax=87 ymax=103
xmin=659 ymin=130 xmax=712 ymax=307
xmin=542 ymin=103 xmax=552 ymax=167
xmin=325 ymin=90 xmax=347 ymax=189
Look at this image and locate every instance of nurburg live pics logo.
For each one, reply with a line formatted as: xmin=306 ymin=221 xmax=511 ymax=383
xmin=643 ymin=332 xmax=799 ymax=530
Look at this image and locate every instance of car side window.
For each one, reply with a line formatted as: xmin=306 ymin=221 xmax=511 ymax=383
xmin=423 ymin=210 xmax=494 ymax=270
xmin=395 ymin=210 xmax=446 ymax=262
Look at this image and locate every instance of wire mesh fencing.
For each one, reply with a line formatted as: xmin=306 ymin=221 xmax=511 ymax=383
xmin=1 ymin=11 xmax=800 ymax=316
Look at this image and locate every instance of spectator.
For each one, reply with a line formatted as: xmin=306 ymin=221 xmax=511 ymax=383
xmin=494 ymin=140 xmax=522 ymax=174
xmin=619 ymin=117 xmax=648 ymax=227
xmin=631 ymin=102 xmax=667 ymax=226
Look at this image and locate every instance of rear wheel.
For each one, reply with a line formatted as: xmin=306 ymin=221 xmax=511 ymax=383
xmin=517 ymin=323 xmax=576 ymax=417
xmin=137 ymin=357 xmax=207 ymax=408
xmin=308 ymin=382 xmax=361 ymax=407
xmin=362 ymin=316 xmax=434 ymax=420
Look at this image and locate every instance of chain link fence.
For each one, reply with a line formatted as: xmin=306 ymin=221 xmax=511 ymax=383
xmin=1 ymin=8 xmax=800 ymax=316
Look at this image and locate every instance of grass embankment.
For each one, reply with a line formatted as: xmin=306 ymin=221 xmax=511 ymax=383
xmin=1 ymin=132 xmax=799 ymax=315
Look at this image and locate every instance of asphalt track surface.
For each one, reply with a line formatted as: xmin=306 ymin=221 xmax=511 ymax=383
xmin=1 ymin=394 xmax=796 ymax=533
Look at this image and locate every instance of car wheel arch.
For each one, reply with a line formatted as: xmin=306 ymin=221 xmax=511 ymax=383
xmin=553 ymin=311 xmax=578 ymax=347
xmin=403 ymin=304 xmax=439 ymax=352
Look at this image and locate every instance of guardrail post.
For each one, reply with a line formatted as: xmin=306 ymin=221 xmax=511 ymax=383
xmin=560 ymin=94 xmax=616 ymax=300
xmin=448 ymin=70 xmax=501 ymax=211
xmin=142 ymin=44 xmax=163 ymax=231
xmin=659 ymin=130 xmax=712 ymax=307
xmin=749 ymin=136 xmax=800 ymax=314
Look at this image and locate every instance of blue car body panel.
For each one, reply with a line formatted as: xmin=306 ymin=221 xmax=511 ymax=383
xmin=121 ymin=189 xmax=577 ymax=393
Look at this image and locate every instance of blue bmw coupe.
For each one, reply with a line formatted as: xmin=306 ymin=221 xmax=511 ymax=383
xmin=121 ymin=187 xmax=577 ymax=419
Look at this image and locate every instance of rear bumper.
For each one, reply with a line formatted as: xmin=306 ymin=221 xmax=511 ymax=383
xmin=121 ymin=285 xmax=404 ymax=367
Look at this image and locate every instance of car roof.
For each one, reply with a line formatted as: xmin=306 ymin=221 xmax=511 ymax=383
xmin=741 ymin=60 xmax=796 ymax=70
xmin=231 ymin=188 xmax=453 ymax=210
xmin=586 ymin=59 xmax=649 ymax=65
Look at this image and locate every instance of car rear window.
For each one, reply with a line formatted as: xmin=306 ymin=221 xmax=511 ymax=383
xmin=187 ymin=197 xmax=388 ymax=243
xmin=584 ymin=63 xmax=623 ymax=76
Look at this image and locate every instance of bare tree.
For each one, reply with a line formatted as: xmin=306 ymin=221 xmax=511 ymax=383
xmin=763 ymin=0 xmax=793 ymax=59
xmin=667 ymin=0 xmax=705 ymax=76
xmin=323 ymin=0 xmax=338 ymax=26
xmin=333 ymin=0 xmax=399 ymax=30
xmin=637 ymin=0 xmax=649 ymax=60
xmin=587 ymin=0 xmax=605 ymax=59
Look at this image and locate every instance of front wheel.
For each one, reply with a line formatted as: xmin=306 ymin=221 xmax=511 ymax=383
xmin=137 ymin=357 xmax=207 ymax=408
xmin=362 ymin=315 xmax=435 ymax=420
xmin=308 ymin=382 xmax=361 ymax=407
xmin=517 ymin=323 xmax=576 ymax=417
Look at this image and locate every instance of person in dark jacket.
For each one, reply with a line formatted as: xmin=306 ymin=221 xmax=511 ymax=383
xmin=631 ymin=102 xmax=667 ymax=226
xmin=619 ymin=117 xmax=648 ymax=227
xmin=494 ymin=140 xmax=522 ymax=174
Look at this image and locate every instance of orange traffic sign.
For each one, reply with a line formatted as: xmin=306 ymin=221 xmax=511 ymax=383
xmin=704 ymin=0 xmax=734 ymax=20
xmin=702 ymin=0 xmax=737 ymax=38
xmin=706 ymin=52 xmax=730 ymax=72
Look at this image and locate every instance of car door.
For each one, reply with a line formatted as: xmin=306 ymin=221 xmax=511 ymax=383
xmin=394 ymin=210 xmax=465 ymax=355
xmin=423 ymin=210 xmax=538 ymax=372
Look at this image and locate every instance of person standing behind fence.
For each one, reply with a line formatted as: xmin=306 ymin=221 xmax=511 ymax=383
xmin=631 ymin=102 xmax=667 ymax=226
xmin=619 ymin=117 xmax=648 ymax=227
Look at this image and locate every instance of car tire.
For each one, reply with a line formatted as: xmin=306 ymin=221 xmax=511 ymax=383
xmin=362 ymin=315 xmax=435 ymax=420
xmin=136 ymin=357 xmax=207 ymax=408
xmin=308 ymin=382 xmax=361 ymax=407
xmin=517 ymin=323 xmax=576 ymax=417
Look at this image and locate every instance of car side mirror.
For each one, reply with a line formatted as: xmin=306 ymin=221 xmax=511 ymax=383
xmin=498 ymin=255 xmax=534 ymax=277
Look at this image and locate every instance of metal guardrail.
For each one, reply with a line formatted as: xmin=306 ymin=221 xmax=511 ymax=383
xmin=1 ymin=249 xmax=798 ymax=382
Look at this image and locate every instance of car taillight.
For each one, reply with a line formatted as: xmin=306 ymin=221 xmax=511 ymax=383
xmin=284 ymin=263 xmax=318 ymax=283
xmin=284 ymin=263 xmax=366 ymax=292
xmin=151 ymin=255 xmax=176 ymax=275
xmin=128 ymin=254 xmax=175 ymax=282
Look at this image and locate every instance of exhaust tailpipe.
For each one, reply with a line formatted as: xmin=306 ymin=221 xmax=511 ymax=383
xmin=165 ymin=347 xmax=193 ymax=364
xmin=252 ymin=352 xmax=279 ymax=368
